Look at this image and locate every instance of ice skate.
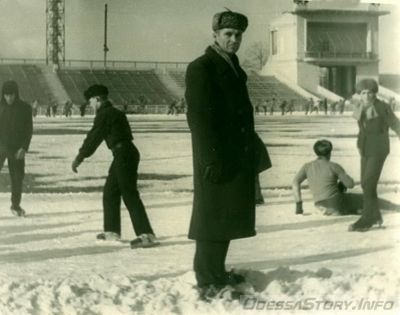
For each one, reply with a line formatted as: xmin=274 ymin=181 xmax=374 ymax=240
xmin=96 ymin=231 xmax=121 ymax=241
xmin=130 ymin=233 xmax=159 ymax=249
xmin=10 ymin=205 xmax=26 ymax=217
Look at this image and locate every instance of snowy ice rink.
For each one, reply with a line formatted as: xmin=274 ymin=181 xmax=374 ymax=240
xmin=0 ymin=114 xmax=399 ymax=314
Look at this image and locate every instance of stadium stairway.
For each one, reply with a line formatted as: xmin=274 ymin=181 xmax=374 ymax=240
xmin=155 ymin=69 xmax=183 ymax=101
xmin=247 ymin=74 xmax=308 ymax=106
xmin=39 ymin=65 xmax=70 ymax=105
xmin=168 ymin=69 xmax=185 ymax=89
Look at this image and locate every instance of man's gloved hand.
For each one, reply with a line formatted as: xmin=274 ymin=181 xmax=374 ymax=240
xmin=15 ymin=148 xmax=26 ymax=160
xmin=71 ymin=158 xmax=81 ymax=173
xmin=338 ymin=181 xmax=347 ymax=193
xmin=203 ymin=163 xmax=222 ymax=183
xmin=295 ymin=201 xmax=304 ymax=215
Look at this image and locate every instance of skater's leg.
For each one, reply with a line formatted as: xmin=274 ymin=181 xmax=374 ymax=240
xmin=103 ymin=162 xmax=122 ymax=235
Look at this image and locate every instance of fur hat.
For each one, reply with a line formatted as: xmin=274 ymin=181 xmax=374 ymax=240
xmin=212 ymin=10 xmax=248 ymax=32
xmin=2 ymin=80 xmax=19 ymax=96
xmin=355 ymin=79 xmax=378 ymax=94
xmin=84 ymin=84 xmax=109 ymax=100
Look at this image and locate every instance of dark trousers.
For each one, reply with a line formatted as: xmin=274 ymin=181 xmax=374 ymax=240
xmin=315 ymin=193 xmax=363 ymax=215
xmin=0 ymin=152 xmax=25 ymax=207
xmin=255 ymin=175 xmax=264 ymax=203
xmin=360 ymin=155 xmax=387 ymax=222
xmin=194 ymin=240 xmax=230 ymax=287
xmin=103 ymin=143 xmax=153 ymax=236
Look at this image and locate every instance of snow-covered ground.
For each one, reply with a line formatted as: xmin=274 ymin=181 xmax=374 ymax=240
xmin=0 ymin=114 xmax=399 ymax=315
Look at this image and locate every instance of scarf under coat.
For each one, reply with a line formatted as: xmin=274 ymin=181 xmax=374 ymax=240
xmin=211 ymin=43 xmax=239 ymax=77
xmin=352 ymin=99 xmax=379 ymax=121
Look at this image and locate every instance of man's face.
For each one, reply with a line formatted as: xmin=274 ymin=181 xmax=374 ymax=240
xmin=4 ymin=94 xmax=16 ymax=105
xmin=359 ymin=89 xmax=376 ymax=106
xmin=214 ymin=28 xmax=243 ymax=54
xmin=89 ymin=97 xmax=101 ymax=112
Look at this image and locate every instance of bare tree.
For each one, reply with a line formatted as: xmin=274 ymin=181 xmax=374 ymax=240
xmin=241 ymin=41 xmax=269 ymax=74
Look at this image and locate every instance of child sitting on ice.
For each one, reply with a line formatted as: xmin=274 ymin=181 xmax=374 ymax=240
xmin=292 ymin=139 xmax=360 ymax=216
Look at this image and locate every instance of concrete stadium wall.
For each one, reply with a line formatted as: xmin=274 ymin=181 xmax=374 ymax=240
xmin=297 ymin=62 xmax=320 ymax=93
xmin=262 ymin=59 xmax=298 ymax=80
xmin=356 ymin=62 xmax=379 ymax=82
xmin=268 ymin=14 xmax=298 ymax=63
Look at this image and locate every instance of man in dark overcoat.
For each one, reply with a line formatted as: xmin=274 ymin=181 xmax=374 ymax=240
xmin=0 ymin=80 xmax=33 ymax=216
xmin=185 ymin=10 xmax=270 ymax=300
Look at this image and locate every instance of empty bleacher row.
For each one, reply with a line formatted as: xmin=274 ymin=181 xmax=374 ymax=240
xmin=0 ymin=65 xmax=52 ymax=104
xmin=57 ymin=69 xmax=176 ymax=105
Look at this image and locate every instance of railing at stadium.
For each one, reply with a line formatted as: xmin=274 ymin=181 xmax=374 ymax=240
xmin=0 ymin=58 xmax=47 ymax=65
xmin=303 ymin=51 xmax=377 ymax=60
xmin=0 ymin=58 xmax=189 ymax=70
xmin=63 ymin=59 xmax=189 ymax=70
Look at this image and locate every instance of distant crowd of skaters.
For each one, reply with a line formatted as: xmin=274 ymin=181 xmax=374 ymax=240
xmin=30 ymin=99 xmax=87 ymax=118
xmin=28 ymin=94 xmax=398 ymax=118
xmin=254 ymin=95 xmax=398 ymax=116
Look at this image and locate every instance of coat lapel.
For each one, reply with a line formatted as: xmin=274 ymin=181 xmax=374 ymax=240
xmin=205 ymin=46 xmax=246 ymax=84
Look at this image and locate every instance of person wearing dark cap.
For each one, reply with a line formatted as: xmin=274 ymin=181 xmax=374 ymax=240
xmin=349 ymin=78 xmax=400 ymax=231
xmin=185 ymin=10 xmax=270 ymax=300
xmin=71 ymin=84 xmax=158 ymax=248
xmin=0 ymin=80 xmax=33 ymax=216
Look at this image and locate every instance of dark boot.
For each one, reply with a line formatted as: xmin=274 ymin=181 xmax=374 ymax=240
xmin=196 ymin=284 xmax=243 ymax=302
xmin=348 ymin=214 xmax=382 ymax=232
xmin=225 ymin=270 xmax=245 ymax=286
xmin=10 ymin=205 xmax=26 ymax=217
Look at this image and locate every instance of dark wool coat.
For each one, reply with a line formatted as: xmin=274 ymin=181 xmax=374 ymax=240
xmin=185 ymin=46 xmax=269 ymax=241
xmin=0 ymin=99 xmax=32 ymax=153
xmin=357 ymin=99 xmax=400 ymax=157
xmin=76 ymin=101 xmax=134 ymax=163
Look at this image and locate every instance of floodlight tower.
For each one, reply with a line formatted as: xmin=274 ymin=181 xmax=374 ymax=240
xmin=46 ymin=0 xmax=65 ymax=68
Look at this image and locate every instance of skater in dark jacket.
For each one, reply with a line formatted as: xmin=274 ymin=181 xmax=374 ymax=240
xmin=349 ymin=79 xmax=400 ymax=231
xmin=0 ymin=80 xmax=33 ymax=216
xmin=71 ymin=84 xmax=158 ymax=248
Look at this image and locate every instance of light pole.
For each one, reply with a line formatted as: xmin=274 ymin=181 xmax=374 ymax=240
xmin=104 ymin=3 xmax=109 ymax=69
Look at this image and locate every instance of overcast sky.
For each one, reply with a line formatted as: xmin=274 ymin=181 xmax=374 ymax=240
xmin=0 ymin=0 xmax=399 ymax=73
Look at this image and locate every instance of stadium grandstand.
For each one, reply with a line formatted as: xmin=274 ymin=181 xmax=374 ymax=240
xmin=0 ymin=64 xmax=53 ymax=105
xmin=58 ymin=68 xmax=176 ymax=109
xmin=0 ymin=58 xmax=312 ymax=114
xmin=0 ymin=0 xmax=398 ymax=115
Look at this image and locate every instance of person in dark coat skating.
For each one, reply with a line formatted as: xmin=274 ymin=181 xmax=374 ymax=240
xmin=185 ymin=10 xmax=270 ymax=300
xmin=71 ymin=84 xmax=158 ymax=248
xmin=0 ymin=80 xmax=33 ymax=216
xmin=349 ymin=79 xmax=400 ymax=231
